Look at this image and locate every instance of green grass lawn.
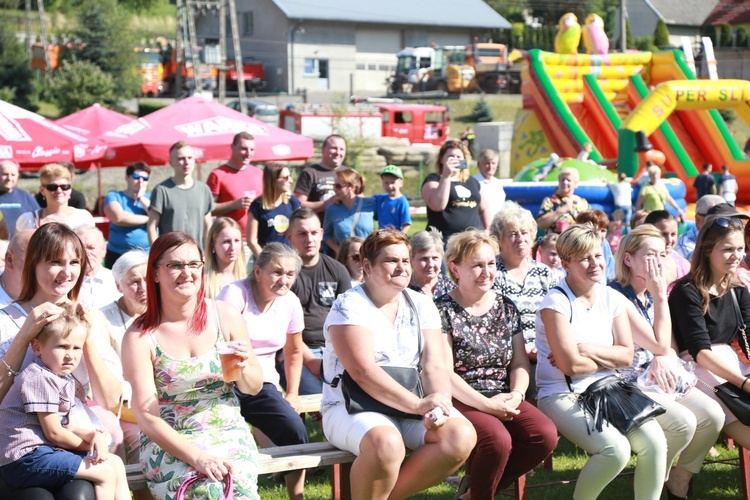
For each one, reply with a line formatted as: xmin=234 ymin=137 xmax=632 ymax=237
xmin=256 ymin=416 xmax=747 ymax=499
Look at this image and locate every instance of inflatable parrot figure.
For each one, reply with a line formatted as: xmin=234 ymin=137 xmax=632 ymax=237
xmin=582 ymin=13 xmax=609 ymax=54
xmin=555 ymin=13 xmax=581 ymax=54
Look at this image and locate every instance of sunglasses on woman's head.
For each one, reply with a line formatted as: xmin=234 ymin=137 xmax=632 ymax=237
xmin=43 ymin=184 xmax=72 ymax=192
xmin=707 ymin=216 xmax=744 ymax=231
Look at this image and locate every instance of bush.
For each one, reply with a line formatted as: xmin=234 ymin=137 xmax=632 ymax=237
xmin=471 ymin=99 xmax=494 ymax=123
xmin=47 ymin=60 xmax=116 ymax=115
xmin=635 ymin=36 xmax=658 ymax=52
xmin=720 ymin=24 xmax=733 ymax=47
xmin=0 ymin=29 xmax=38 ymax=111
xmin=718 ymin=108 xmax=736 ymax=124
xmin=737 ymin=27 xmax=748 ymax=48
xmin=653 ymin=19 xmax=670 ymax=48
xmin=138 ymin=100 xmax=168 ymax=117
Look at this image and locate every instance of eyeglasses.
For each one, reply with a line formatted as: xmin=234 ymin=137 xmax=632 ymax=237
xmin=349 ymin=253 xmax=360 ymax=262
xmin=707 ymin=216 xmax=744 ymax=232
xmin=43 ymin=184 xmax=72 ymax=192
xmin=333 ymin=183 xmax=347 ymax=190
xmin=279 ymin=175 xmax=292 ymax=181
xmin=156 ymin=260 xmax=204 ymax=273
xmin=130 ymin=172 xmax=149 ymax=181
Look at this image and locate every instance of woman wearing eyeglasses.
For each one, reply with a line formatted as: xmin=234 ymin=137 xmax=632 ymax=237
xmin=336 ymin=236 xmax=364 ymax=287
xmin=670 ymin=213 xmax=750 ymax=451
xmin=103 ymin=162 xmax=152 ymax=269
xmin=421 ymin=140 xmax=489 ymax=243
xmin=247 ymin=163 xmax=300 ymax=259
xmin=16 ymin=163 xmax=95 ymax=234
xmin=123 ymin=232 xmax=264 ymax=499
xmin=323 ymin=166 xmax=377 ymax=254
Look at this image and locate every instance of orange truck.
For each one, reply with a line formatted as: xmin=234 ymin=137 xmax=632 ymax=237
xmin=464 ymin=42 xmax=521 ymax=93
xmin=135 ymin=48 xmax=164 ymax=97
xmin=160 ymin=47 xmax=218 ymax=95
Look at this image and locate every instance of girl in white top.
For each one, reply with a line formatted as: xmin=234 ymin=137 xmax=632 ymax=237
xmin=16 ymin=163 xmax=94 ymax=233
xmin=535 ymin=223 xmax=668 ymax=500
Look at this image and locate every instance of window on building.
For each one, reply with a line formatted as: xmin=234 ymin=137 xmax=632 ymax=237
xmin=368 ymin=63 xmax=376 ymax=70
xmin=356 ymin=63 xmax=365 ymax=70
xmin=378 ymin=64 xmax=389 ymax=71
xmin=242 ymin=11 xmax=253 ymax=35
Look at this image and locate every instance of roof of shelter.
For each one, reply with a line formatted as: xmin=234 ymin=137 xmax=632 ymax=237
xmin=270 ymin=0 xmax=512 ymax=29
xmin=703 ymin=0 xmax=750 ymax=26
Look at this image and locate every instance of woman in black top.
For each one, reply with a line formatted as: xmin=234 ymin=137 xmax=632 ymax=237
xmin=421 ymin=140 xmax=490 ymax=242
xmin=669 ymin=214 xmax=750 ymax=448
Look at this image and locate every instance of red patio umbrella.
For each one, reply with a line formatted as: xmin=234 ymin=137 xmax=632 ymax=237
xmin=56 ymin=103 xmax=134 ymax=169
xmin=0 ymin=99 xmax=100 ymax=170
xmin=101 ymin=95 xmax=313 ymax=166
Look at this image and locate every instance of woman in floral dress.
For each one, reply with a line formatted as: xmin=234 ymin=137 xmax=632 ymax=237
xmin=122 ymin=232 xmax=264 ymax=500
xmin=436 ymin=229 xmax=557 ymax=499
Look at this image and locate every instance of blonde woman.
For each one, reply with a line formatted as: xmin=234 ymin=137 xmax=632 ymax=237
xmin=247 ymin=163 xmax=300 ymax=258
xmin=16 ymin=163 xmax=94 ymax=232
xmin=204 ymin=217 xmax=246 ymax=299
xmin=610 ymin=225 xmax=723 ymax=499
xmin=322 ymin=166 xmax=376 ymax=254
xmin=421 ymin=140 xmax=490 ymax=242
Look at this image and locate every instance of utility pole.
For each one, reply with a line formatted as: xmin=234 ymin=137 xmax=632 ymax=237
xmin=24 ymin=0 xmax=32 ymax=60
xmin=178 ymin=0 xmax=246 ymax=113
xmin=620 ymin=0 xmax=627 ymax=53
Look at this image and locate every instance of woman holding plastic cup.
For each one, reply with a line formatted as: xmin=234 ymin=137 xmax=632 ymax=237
xmin=217 ymin=242 xmax=308 ymax=499
xmin=122 ymin=232 xmax=263 ymax=499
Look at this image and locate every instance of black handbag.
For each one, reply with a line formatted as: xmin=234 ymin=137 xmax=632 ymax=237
xmin=551 ymin=286 xmax=666 ymax=435
xmin=567 ymin=374 xmax=666 ymax=435
xmin=329 ymin=290 xmax=425 ymax=420
xmin=705 ymin=289 xmax=750 ymax=425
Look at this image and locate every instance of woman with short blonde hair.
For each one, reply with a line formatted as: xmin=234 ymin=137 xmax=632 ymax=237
xmin=16 ymin=163 xmax=95 ymax=232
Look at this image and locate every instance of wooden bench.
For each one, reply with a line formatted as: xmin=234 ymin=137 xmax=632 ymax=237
xmin=126 ymin=442 xmax=356 ymax=498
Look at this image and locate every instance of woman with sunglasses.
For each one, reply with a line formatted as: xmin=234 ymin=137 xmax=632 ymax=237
xmin=611 ymin=225 xmax=724 ymax=499
xmin=336 ymin=236 xmax=364 ymax=287
xmin=16 ymin=163 xmax=95 ymax=234
xmin=323 ymin=166 xmax=377 ymax=254
xmin=670 ymin=213 xmax=750 ymax=451
xmin=421 ymin=140 xmax=489 ymax=243
xmin=103 ymin=162 xmax=152 ymax=269
xmin=247 ymin=163 xmax=300 ymax=259
xmin=123 ymin=232 xmax=264 ymax=499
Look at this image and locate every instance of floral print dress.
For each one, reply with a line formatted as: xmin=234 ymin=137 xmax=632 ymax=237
xmin=435 ymin=292 xmax=521 ymax=395
xmin=141 ymin=330 xmax=259 ymax=500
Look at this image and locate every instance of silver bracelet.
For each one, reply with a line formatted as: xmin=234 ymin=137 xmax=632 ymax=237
xmin=2 ymin=358 xmax=19 ymax=378
xmin=511 ymin=389 xmax=525 ymax=402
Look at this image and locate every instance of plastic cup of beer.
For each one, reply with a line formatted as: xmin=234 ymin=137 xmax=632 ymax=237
xmin=216 ymin=341 xmax=243 ymax=382
xmin=244 ymin=190 xmax=257 ymax=200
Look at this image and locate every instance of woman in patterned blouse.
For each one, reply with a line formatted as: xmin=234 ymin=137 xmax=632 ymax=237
xmin=436 ymin=229 xmax=557 ymax=499
xmin=490 ymin=202 xmax=557 ymax=399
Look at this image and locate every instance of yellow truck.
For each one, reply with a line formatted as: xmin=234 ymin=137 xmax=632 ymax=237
xmin=390 ymin=46 xmax=475 ymax=94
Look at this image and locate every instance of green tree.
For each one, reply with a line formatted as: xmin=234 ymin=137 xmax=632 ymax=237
xmin=737 ymin=27 xmax=748 ymax=47
xmin=61 ymin=0 xmax=140 ymax=102
xmin=653 ymin=19 xmax=670 ymax=48
xmin=48 ymin=59 xmax=116 ymax=114
xmin=720 ymin=23 xmax=733 ymax=47
xmin=0 ymin=29 xmax=38 ymax=111
xmin=471 ymin=99 xmax=494 ymax=123
xmin=635 ymin=36 xmax=657 ymax=52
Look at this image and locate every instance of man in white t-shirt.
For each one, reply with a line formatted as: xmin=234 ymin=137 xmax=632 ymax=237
xmin=472 ymin=149 xmax=506 ymax=219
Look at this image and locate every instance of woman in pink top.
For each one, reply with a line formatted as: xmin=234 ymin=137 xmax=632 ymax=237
xmin=216 ymin=242 xmax=307 ymax=499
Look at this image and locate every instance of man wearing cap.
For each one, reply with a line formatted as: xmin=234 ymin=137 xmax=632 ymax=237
xmin=675 ymin=195 xmax=725 ymax=260
xmin=374 ymin=164 xmax=411 ymax=233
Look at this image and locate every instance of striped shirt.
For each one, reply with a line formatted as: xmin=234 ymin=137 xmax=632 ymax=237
xmin=0 ymin=357 xmax=76 ymax=466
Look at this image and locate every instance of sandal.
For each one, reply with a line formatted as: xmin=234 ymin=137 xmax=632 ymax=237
xmin=453 ymin=475 xmax=470 ymax=500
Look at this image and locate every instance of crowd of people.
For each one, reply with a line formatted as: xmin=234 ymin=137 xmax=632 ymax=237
xmin=1 ymin=133 xmax=750 ymax=500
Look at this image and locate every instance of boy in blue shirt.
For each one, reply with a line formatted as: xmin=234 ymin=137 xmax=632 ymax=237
xmin=374 ymin=165 xmax=411 ymax=233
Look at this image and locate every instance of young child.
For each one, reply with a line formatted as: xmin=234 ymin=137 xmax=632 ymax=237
xmin=0 ymin=303 xmax=129 ymax=499
xmin=534 ymin=233 xmax=565 ymax=282
xmin=374 ymin=165 xmax=412 ymax=233
xmin=607 ymin=209 xmax=626 ymax=253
